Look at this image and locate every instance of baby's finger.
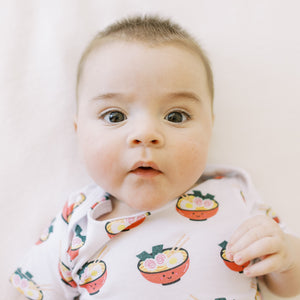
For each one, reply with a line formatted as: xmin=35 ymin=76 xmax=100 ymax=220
xmin=233 ymin=236 xmax=281 ymax=266
xmin=229 ymin=221 xmax=281 ymax=254
xmin=228 ymin=215 xmax=267 ymax=247
xmin=244 ymin=254 xmax=281 ymax=277
xmin=228 ymin=216 xmax=280 ymax=251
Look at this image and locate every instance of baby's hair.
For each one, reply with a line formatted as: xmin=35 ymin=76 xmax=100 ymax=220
xmin=76 ymin=15 xmax=214 ymax=106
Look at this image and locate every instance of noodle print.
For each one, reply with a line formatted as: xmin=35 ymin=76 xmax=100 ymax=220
xmin=77 ymin=260 xmax=107 ymax=295
xmin=136 ymin=244 xmax=190 ymax=285
xmin=105 ymin=212 xmax=150 ymax=238
xmin=59 ymin=260 xmax=77 ymax=288
xmin=176 ymin=190 xmax=219 ymax=221
xmin=10 ymin=268 xmax=43 ymax=300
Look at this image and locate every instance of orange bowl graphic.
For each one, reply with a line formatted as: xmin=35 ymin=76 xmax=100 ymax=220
xmin=176 ymin=192 xmax=219 ymax=221
xmin=78 ymin=261 xmax=107 ymax=295
xmin=105 ymin=213 xmax=149 ymax=238
xmin=62 ymin=193 xmax=86 ymax=224
xmin=137 ymin=247 xmax=189 ymax=285
xmin=266 ymin=208 xmax=280 ymax=223
xmin=220 ymin=249 xmax=250 ymax=273
xmin=58 ymin=260 xmax=77 ymax=288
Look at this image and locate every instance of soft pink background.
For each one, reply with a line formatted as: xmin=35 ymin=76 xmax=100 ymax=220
xmin=1 ymin=1 xmax=299 ymax=299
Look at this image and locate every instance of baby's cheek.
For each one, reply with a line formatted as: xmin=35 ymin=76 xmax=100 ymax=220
xmin=87 ymin=146 xmax=121 ymax=186
xmin=175 ymin=142 xmax=206 ymax=175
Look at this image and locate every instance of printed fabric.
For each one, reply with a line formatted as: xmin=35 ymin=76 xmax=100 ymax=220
xmin=10 ymin=165 xmax=285 ymax=300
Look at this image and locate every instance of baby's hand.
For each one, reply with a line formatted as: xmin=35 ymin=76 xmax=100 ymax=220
xmin=226 ymin=215 xmax=293 ymax=277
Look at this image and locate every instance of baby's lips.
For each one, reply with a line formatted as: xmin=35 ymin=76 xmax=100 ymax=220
xmin=130 ymin=161 xmax=161 ymax=172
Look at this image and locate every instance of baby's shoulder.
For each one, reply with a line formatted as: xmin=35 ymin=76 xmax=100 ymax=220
xmin=196 ymin=164 xmax=263 ymax=209
xmin=201 ymin=164 xmax=253 ymax=188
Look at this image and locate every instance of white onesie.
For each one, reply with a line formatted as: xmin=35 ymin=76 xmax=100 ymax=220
xmin=10 ymin=165 xmax=284 ymax=300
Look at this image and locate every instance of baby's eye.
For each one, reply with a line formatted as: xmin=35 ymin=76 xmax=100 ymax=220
xmin=164 ymin=111 xmax=190 ymax=123
xmin=102 ymin=110 xmax=127 ymax=123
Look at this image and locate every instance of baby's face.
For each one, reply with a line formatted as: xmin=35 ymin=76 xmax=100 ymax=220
xmin=75 ymin=41 xmax=213 ymax=211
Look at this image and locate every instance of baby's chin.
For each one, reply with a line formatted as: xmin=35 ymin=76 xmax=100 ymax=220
xmin=120 ymin=194 xmax=174 ymax=212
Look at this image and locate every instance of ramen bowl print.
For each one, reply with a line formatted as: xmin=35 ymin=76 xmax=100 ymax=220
xmin=137 ymin=244 xmax=189 ymax=285
xmin=105 ymin=213 xmax=150 ymax=238
xmin=219 ymin=241 xmax=250 ymax=273
xmin=78 ymin=260 xmax=107 ymax=295
xmin=59 ymin=260 xmax=77 ymax=288
xmin=176 ymin=191 xmax=218 ymax=221
xmin=10 ymin=269 xmax=43 ymax=300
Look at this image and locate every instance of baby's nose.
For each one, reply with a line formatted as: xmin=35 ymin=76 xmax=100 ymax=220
xmin=127 ymin=126 xmax=164 ymax=148
xmin=130 ymin=138 xmax=160 ymax=146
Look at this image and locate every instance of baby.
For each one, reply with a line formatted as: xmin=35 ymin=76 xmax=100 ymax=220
xmin=10 ymin=15 xmax=300 ymax=300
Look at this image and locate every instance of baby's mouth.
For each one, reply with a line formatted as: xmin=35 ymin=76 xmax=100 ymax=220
xmin=131 ymin=167 xmax=162 ymax=177
xmin=130 ymin=162 xmax=162 ymax=178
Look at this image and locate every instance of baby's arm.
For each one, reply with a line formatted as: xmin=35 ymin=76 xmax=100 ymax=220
xmin=226 ymin=215 xmax=300 ymax=297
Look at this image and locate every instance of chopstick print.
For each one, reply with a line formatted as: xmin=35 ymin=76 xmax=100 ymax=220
xmin=136 ymin=234 xmax=190 ymax=285
xmin=170 ymin=234 xmax=190 ymax=255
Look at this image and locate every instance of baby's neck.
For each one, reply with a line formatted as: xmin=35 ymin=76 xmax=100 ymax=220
xmin=97 ymin=197 xmax=142 ymax=221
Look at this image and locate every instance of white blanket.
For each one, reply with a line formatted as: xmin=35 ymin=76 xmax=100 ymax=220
xmin=1 ymin=1 xmax=299 ymax=299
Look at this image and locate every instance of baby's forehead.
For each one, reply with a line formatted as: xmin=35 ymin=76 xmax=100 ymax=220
xmin=82 ymin=41 xmax=208 ymax=89
xmin=87 ymin=38 xmax=206 ymax=65
xmin=82 ymin=39 xmax=209 ymax=87
xmin=77 ymin=39 xmax=213 ymax=113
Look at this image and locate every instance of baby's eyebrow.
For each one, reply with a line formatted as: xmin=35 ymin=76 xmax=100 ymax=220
xmin=91 ymin=93 xmax=122 ymax=101
xmin=166 ymin=91 xmax=202 ymax=104
xmin=90 ymin=91 xmax=202 ymax=103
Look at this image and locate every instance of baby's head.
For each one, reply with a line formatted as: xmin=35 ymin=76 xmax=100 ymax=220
xmin=75 ymin=15 xmax=214 ymax=211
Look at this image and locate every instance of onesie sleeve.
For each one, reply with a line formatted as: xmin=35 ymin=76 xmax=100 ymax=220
xmin=233 ymin=167 xmax=287 ymax=232
xmin=9 ymin=194 xmax=82 ymax=300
